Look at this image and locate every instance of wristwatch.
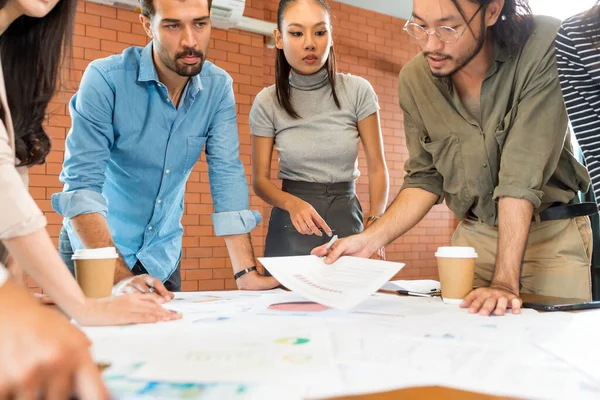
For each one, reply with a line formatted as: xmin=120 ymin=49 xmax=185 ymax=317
xmin=234 ymin=266 xmax=258 ymax=280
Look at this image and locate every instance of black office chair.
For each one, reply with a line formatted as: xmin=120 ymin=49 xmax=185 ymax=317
xmin=583 ymin=190 xmax=600 ymax=300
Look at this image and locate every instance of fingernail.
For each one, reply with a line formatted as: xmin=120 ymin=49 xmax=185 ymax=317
xmin=327 ymin=232 xmax=332 ymax=237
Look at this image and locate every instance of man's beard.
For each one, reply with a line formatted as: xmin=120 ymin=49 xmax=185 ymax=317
xmin=424 ymin=20 xmax=486 ymax=78
xmin=161 ymin=46 xmax=206 ymax=77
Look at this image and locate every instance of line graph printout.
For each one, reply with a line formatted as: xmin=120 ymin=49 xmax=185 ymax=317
xmin=259 ymin=255 xmax=404 ymax=309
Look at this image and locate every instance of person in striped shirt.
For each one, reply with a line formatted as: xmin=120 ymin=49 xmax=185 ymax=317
xmin=556 ymin=2 xmax=600 ymax=208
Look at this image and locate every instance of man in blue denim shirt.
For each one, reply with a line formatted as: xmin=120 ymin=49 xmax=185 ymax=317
xmin=52 ymin=0 xmax=279 ymax=295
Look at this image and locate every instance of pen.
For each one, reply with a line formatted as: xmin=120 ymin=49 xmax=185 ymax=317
xmin=396 ymin=290 xmax=434 ymax=297
xmin=325 ymin=235 xmax=338 ymax=251
xmin=284 ymin=225 xmax=335 ymax=235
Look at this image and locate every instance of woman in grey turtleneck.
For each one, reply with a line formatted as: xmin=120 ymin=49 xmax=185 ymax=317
xmin=250 ymin=0 xmax=389 ymax=263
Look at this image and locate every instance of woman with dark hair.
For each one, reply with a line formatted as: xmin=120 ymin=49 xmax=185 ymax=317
xmin=250 ymin=0 xmax=389 ymax=262
xmin=556 ymin=1 xmax=600 ymax=209
xmin=0 ymin=0 xmax=181 ymax=394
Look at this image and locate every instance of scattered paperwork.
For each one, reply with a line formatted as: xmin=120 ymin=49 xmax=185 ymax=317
xmin=537 ymin=311 xmax=600 ymax=383
xmin=82 ymin=290 xmax=600 ymax=400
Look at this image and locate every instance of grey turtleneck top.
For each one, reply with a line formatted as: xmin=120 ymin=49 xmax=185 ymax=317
xmin=249 ymin=68 xmax=380 ymax=183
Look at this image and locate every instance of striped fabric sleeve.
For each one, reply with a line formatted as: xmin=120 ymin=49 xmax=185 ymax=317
xmin=556 ymin=14 xmax=600 ymax=205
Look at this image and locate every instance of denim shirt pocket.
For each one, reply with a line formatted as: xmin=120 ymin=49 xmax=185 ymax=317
xmin=184 ymin=136 xmax=208 ymax=173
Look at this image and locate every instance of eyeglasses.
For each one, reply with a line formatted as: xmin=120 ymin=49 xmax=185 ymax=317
xmin=403 ymin=5 xmax=484 ymax=44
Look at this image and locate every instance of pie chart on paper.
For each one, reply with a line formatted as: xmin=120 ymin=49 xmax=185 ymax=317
xmin=268 ymin=302 xmax=329 ymax=312
xmin=275 ymin=337 xmax=311 ymax=346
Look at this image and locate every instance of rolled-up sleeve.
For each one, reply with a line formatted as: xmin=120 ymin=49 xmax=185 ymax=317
xmin=206 ymin=78 xmax=261 ymax=236
xmin=51 ymin=64 xmax=115 ymax=219
xmin=0 ymin=120 xmax=46 ymax=240
xmin=398 ymin=77 xmax=444 ymax=201
xmin=492 ymin=45 xmax=568 ymax=209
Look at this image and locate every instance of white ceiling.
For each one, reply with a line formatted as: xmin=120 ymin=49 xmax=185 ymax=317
xmin=336 ymin=0 xmax=413 ymax=20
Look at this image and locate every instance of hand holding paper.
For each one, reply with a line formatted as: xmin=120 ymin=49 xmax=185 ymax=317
xmin=259 ymin=255 xmax=404 ymax=309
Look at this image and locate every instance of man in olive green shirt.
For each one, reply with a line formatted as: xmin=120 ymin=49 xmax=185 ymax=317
xmin=313 ymin=0 xmax=594 ymax=315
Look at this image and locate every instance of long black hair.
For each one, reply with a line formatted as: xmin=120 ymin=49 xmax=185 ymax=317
xmin=0 ymin=0 xmax=77 ymax=167
xmin=583 ymin=0 xmax=600 ymax=47
xmin=276 ymin=0 xmax=340 ymax=119
xmin=593 ymin=0 xmax=600 ymax=17
xmin=451 ymin=0 xmax=534 ymax=56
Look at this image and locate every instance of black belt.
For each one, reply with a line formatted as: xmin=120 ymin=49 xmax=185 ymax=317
xmin=536 ymin=202 xmax=598 ymax=222
xmin=282 ymin=179 xmax=355 ymax=196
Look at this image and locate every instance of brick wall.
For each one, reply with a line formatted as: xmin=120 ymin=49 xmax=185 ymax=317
xmin=27 ymin=0 xmax=456 ymax=292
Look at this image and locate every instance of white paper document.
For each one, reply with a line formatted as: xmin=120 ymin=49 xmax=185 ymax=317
xmin=127 ymin=324 xmax=340 ymax=388
xmin=381 ymin=279 xmax=440 ymax=294
xmin=327 ymin=329 xmax=600 ymax=400
xmin=258 ymin=255 xmax=405 ymax=309
xmin=537 ymin=311 xmax=600 ymax=383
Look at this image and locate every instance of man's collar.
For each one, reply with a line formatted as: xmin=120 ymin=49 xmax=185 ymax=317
xmin=138 ymin=42 xmax=205 ymax=96
xmin=493 ymin=40 xmax=510 ymax=63
xmin=138 ymin=42 xmax=159 ymax=83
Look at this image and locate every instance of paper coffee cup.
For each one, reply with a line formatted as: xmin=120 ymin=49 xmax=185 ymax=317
xmin=435 ymin=247 xmax=477 ymax=305
xmin=72 ymin=247 xmax=118 ymax=298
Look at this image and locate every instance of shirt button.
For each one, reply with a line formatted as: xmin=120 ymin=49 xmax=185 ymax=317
xmin=148 ymin=226 xmax=153 ymax=231
xmin=165 ymin=169 xmax=171 ymax=174
xmin=483 ymin=164 xmax=488 ymax=168
xmin=489 ymin=213 xmax=494 ymax=217
xmin=157 ymin=199 xmax=162 ymax=204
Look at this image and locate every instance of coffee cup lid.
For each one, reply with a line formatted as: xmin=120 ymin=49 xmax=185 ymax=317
xmin=72 ymin=247 xmax=118 ymax=260
xmin=435 ymin=246 xmax=478 ymax=259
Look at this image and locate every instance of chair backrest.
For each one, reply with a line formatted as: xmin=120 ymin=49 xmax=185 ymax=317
xmin=583 ymin=190 xmax=600 ymax=300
